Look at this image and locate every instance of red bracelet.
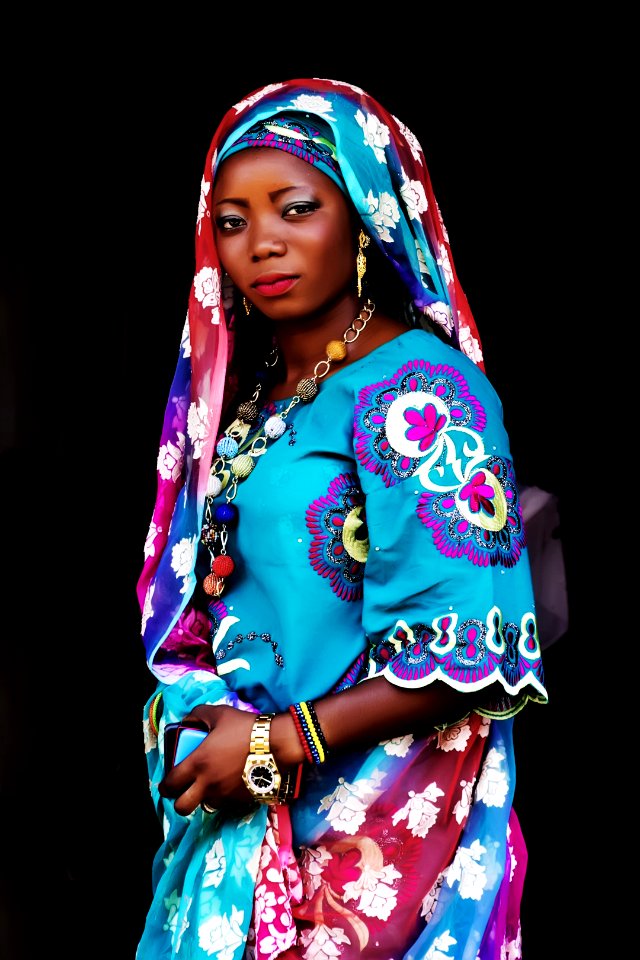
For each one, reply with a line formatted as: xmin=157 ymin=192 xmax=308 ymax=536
xmin=289 ymin=703 xmax=315 ymax=763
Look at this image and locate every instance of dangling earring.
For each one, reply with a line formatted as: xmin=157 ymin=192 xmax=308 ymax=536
xmin=242 ymin=297 xmax=253 ymax=316
xmin=356 ymin=230 xmax=371 ymax=299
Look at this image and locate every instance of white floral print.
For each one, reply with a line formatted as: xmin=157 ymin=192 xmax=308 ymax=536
xmin=141 ymin=581 xmax=155 ymax=635
xmin=445 ymin=838 xmax=488 ymax=900
xmin=157 ymin=432 xmax=185 ymax=483
xmin=399 ymin=169 xmax=428 ymax=220
xmin=300 ymin=923 xmax=351 ymax=959
xmin=343 ymin=860 xmax=402 ymax=920
xmin=355 ymin=109 xmax=390 ymax=163
xmin=420 ymin=873 xmax=444 ymax=921
xmin=395 ymin=117 xmax=423 ymax=163
xmin=202 ymin=838 xmax=226 ymax=889
xmin=364 ymin=189 xmax=400 ymax=243
xmin=193 ymin=265 xmax=222 ymax=324
xmin=198 ymin=904 xmax=245 ymax=958
xmin=436 ymin=242 xmax=453 ymax=286
xmin=382 ymin=733 xmax=414 ymax=757
xmin=197 ymin=176 xmax=211 ymax=236
xmin=290 ymin=94 xmax=335 ymax=120
xmin=187 ymin=396 xmax=209 ymax=459
xmin=453 ymin=778 xmax=475 ymax=825
xmin=391 ymin=782 xmax=444 ymax=837
xmin=299 ymin=845 xmax=333 ymax=898
xmin=318 ymin=772 xmax=386 ymax=835
xmin=437 ymin=720 xmax=472 ymax=753
xmin=476 ymin=746 xmax=509 ymax=808
xmin=425 ymin=929 xmax=457 ymax=960
xmin=233 ymin=83 xmax=286 ymax=115
xmin=143 ymin=521 xmax=161 ymax=561
xmin=170 ymin=535 xmax=197 ymax=595
xmin=458 ymin=324 xmax=484 ymax=365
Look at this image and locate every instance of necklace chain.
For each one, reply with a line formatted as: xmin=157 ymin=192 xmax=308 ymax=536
xmin=200 ymin=299 xmax=376 ymax=597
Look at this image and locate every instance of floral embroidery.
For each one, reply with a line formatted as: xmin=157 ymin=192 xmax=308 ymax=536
xmin=306 ymin=473 xmax=368 ymax=600
xmin=403 ymin=402 xmax=447 ymax=451
xmin=368 ymin=614 xmax=544 ymax=694
xmin=418 ymin=456 xmax=526 ymax=568
xmin=354 ymin=359 xmax=485 ymax=488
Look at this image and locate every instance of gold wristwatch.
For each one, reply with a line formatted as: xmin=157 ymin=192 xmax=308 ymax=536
xmin=242 ymin=714 xmax=302 ymax=804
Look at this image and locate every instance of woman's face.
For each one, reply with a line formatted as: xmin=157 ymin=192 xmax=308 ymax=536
xmin=212 ymin=147 xmax=357 ymax=321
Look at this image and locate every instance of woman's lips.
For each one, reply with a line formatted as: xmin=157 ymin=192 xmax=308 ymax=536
xmin=252 ymin=275 xmax=298 ymax=297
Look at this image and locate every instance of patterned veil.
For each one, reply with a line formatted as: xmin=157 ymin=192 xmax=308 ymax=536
xmin=137 ymin=77 xmax=485 ymax=677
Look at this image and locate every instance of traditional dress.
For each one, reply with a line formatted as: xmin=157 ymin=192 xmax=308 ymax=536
xmin=136 ymin=78 xmax=547 ymax=960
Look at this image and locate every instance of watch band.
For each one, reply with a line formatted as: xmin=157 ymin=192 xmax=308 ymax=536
xmin=250 ymin=714 xmax=275 ymax=755
xmin=244 ymin=714 xmax=304 ymax=804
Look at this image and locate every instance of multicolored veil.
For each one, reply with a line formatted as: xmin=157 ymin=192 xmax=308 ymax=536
xmin=137 ymin=77 xmax=484 ymax=677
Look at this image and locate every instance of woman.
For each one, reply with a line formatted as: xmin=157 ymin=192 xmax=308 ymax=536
xmin=136 ymin=78 xmax=547 ymax=959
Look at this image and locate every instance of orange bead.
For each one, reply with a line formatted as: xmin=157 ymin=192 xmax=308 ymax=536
xmin=326 ymin=339 xmax=347 ymax=361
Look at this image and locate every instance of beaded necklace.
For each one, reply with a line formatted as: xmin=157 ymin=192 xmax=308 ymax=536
xmin=200 ymin=299 xmax=376 ymax=597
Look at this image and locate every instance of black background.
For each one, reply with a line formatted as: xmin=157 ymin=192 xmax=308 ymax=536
xmin=1 ymin=33 xmax=585 ymax=959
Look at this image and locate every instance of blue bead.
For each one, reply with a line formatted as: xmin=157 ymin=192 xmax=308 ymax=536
xmin=216 ymin=435 xmax=239 ymax=459
xmin=215 ymin=502 xmax=239 ymax=525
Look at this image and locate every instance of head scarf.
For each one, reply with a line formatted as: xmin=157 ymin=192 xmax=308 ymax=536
xmin=138 ymin=77 xmax=485 ymax=677
xmin=219 ymin=111 xmax=346 ymax=192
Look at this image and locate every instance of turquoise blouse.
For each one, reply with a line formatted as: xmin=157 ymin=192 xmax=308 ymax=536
xmin=198 ymin=327 xmax=546 ymax=716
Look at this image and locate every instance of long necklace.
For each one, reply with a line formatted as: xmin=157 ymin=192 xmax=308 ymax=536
xmin=200 ymin=299 xmax=376 ymax=597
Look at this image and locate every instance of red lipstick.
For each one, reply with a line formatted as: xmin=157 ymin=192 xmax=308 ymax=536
xmin=252 ymin=273 xmax=299 ymax=297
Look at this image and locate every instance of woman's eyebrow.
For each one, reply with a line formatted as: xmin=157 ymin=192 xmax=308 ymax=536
xmin=214 ymin=184 xmax=311 ymax=207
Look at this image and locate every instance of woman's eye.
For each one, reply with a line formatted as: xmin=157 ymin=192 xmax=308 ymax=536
xmin=216 ymin=215 xmax=245 ymax=232
xmin=284 ymin=201 xmax=319 ymax=217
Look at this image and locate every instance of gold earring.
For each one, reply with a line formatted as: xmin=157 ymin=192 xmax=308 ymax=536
xmin=356 ymin=230 xmax=371 ymax=299
xmin=242 ymin=297 xmax=252 ymax=316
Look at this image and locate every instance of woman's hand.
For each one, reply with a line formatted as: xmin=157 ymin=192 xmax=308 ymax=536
xmin=159 ymin=704 xmax=257 ymax=816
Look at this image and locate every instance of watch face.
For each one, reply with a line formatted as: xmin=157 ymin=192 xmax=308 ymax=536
xmin=244 ymin=757 xmax=281 ymax=798
xmin=249 ymin=764 xmax=275 ymax=790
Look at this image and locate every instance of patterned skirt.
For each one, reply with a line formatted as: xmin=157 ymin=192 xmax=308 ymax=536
xmin=137 ymin=678 xmax=525 ymax=960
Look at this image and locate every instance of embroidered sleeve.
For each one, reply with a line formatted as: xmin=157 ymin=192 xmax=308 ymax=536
xmin=353 ymin=355 xmax=547 ymax=715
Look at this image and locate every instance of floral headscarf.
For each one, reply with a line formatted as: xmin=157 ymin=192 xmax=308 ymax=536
xmin=138 ymin=77 xmax=484 ymax=677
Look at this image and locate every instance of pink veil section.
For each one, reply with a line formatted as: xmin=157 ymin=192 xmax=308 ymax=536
xmin=137 ymin=77 xmax=485 ymax=677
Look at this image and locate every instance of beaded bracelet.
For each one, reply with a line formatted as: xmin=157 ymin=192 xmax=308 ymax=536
xmin=289 ymin=700 xmax=329 ymax=764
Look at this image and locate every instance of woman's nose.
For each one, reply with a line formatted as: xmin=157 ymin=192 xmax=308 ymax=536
xmin=250 ymin=233 xmax=287 ymax=260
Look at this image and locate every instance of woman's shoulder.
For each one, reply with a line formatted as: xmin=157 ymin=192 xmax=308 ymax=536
xmin=341 ymin=327 xmax=496 ymax=396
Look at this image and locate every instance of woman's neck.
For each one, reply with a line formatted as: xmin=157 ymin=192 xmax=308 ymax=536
xmin=268 ymin=301 xmax=407 ymax=401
